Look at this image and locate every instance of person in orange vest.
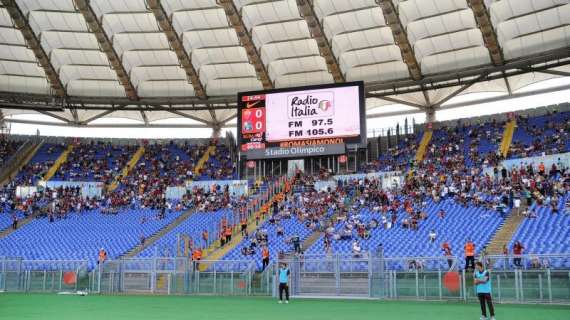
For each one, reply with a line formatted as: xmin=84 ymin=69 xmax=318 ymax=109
xmin=464 ymin=239 xmax=476 ymax=270
xmin=97 ymin=248 xmax=107 ymax=266
xmin=225 ymin=225 xmax=233 ymax=243
xmin=192 ymin=248 xmax=202 ymax=270
xmin=262 ymin=246 xmax=270 ymax=271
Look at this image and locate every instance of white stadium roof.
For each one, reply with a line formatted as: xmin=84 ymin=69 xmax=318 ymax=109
xmin=0 ymin=0 xmax=569 ymax=128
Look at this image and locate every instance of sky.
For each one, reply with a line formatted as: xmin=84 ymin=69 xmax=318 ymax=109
xmin=5 ymin=77 xmax=570 ymax=139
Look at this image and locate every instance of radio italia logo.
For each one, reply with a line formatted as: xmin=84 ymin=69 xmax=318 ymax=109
xmin=287 ymin=91 xmax=334 ymax=119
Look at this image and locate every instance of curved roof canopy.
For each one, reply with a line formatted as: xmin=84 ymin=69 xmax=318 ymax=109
xmin=0 ymin=0 xmax=569 ymax=127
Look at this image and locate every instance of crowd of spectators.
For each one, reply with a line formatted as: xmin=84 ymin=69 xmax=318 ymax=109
xmin=0 ymin=138 xmax=20 ymax=167
xmin=509 ymin=111 xmax=570 ymax=158
xmin=54 ymin=142 xmax=137 ymax=183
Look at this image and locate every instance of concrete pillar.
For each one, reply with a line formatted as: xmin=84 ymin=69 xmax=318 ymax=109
xmin=425 ymin=107 xmax=436 ymax=126
xmin=212 ymin=124 xmax=222 ymax=139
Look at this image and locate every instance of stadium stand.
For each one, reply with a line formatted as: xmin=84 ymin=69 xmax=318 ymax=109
xmin=52 ymin=142 xmax=137 ymax=183
xmin=0 ymin=107 xmax=568 ymax=274
xmin=0 ymin=138 xmax=20 ymax=168
xmin=0 ymin=207 xmax=183 ymax=269
xmin=510 ymin=111 xmax=570 ymax=158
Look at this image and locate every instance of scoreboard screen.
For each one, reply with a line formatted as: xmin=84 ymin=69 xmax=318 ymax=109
xmin=238 ymin=82 xmax=365 ymax=159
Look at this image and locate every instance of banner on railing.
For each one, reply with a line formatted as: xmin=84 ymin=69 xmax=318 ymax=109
xmin=314 ymin=180 xmax=337 ymax=191
xmin=333 ymin=171 xmax=403 ymax=190
xmin=15 ymin=186 xmax=37 ymax=198
xmin=501 ymin=152 xmax=570 ymax=171
xmin=182 ymin=179 xmax=249 ymax=198
xmin=37 ymin=180 xmax=104 ymax=198
xmin=481 ymin=152 xmax=570 ymax=177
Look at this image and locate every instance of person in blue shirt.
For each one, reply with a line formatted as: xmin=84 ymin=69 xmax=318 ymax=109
xmin=474 ymin=262 xmax=495 ymax=320
xmin=278 ymin=263 xmax=290 ymax=304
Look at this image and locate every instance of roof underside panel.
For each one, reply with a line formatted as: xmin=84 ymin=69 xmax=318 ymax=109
xmin=491 ymin=0 xmax=570 ymax=60
xmin=399 ymin=0 xmax=492 ymax=75
xmin=168 ymin=1 xmax=262 ymax=96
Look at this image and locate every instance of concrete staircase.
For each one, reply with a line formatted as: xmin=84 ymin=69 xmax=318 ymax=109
xmin=486 ymin=211 xmax=525 ymax=255
xmin=499 ymin=119 xmax=516 ymax=158
xmin=198 ymin=180 xmax=291 ymax=270
xmin=198 ymin=192 xmax=286 ymax=270
xmin=121 ymin=207 xmax=197 ymax=258
xmin=0 ymin=139 xmax=43 ymax=187
xmin=414 ymin=130 xmax=432 ymax=162
xmin=193 ymin=145 xmax=216 ymax=178
xmin=42 ymin=144 xmax=73 ymax=181
xmin=300 ymin=193 xmax=356 ymax=252
xmin=107 ymin=145 xmax=145 ymax=192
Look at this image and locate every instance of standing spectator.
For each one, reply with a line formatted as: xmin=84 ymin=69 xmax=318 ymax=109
xmin=513 ymin=241 xmax=524 ymax=268
xmin=261 ymin=246 xmax=270 ymax=271
xmin=442 ymin=242 xmax=454 ymax=269
xmin=502 ymin=244 xmax=509 ymax=269
xmin=98 ymin=248 xmax=107 ymax=266
xmin=429 ymin=229 xmax=437 ymax=243
xmin=11 ymin=214 xmax=17 ymax=230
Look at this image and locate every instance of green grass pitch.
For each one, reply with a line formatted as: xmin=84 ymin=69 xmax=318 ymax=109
xmin=0 ymin=294 xmax=569 ymax=320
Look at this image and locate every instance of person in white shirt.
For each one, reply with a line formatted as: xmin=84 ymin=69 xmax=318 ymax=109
xmin=429 ymin=229 xmax=437 ymax=243
xmin=352 ymin=240 xmax=362 ymax=258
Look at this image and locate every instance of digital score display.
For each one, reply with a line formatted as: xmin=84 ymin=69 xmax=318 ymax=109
xmin=237 ymin=82 xmax=365 ymax=159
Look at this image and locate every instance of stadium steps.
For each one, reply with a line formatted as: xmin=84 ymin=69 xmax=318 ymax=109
xmin=499 ymin=119 xmax=516 ymax=158
xmin=198 ymin=180 xmax=293 ymax=270
xmin=42 ymin=144 xmax=73 ymax=181
xmin=193 ymin=145 xmax=216 ymax=177
xmin=414 ymin=130 xmax=432 ymax=162
xmin=107 ymin=145 xmax=145 ymax=192
xmin=486 ymin=210 xmax=525 ymax=255
xmin=300 ymin=191 xmax=356 ymax=253
xmin=0 ymin=209 xmax=44 ymax=239
xmin=0 ymin=139 xmax=43 ymax=187
xmin=198 ymin=192 xmax=287 ymax=270
xmin=121 ymin=207 xmax=198 ymax=258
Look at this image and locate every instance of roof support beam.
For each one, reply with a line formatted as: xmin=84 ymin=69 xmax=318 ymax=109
xmin=217 ymin=0 xmax=272 ymax=89
xmin=503 ymin=71 xmax=512 ymax=95
xmin=140 ymin=110 xmax=149 ymax=125
xmin=73 ymin=0 xmax=138 ymax=100
xmin=433 ymin=72 xmax=489 ymax=107
xmin=147 ymin=0 xmax=207 ymax=99
xmin=70 ymin=108 xmax=79 ymax=123
xmin=209 ymin=109 xmax=218 ymax=123
xmin=220 ymin=113 xmax=237 ymax=125
xmin=1 ymin=0 xmax=66 ymax=96
xmin=296 ymin=0 xmax=345 ymax=83
xmin=4 ymin=118 xmax=210 ymax=128
xmin=467 ymin=0 xmax=504 ymax=65
xmin=82 ymin=109 xmax=117 ymax=124
xmin=368 ymin=95 xmax=426 ymax=109
xmin=538 ymin=69 xmax=570 ymax=77
xmin=376 ymin=0 xmax=422 ymax=81
xmin=148 ymin=105 xmax=213 ymax=126
xmin=36 ymin=110 xmax=70 ymax=123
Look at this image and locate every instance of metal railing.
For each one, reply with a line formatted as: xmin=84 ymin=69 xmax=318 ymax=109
xmin=1 ymin=255 xmax=569 ymax=304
